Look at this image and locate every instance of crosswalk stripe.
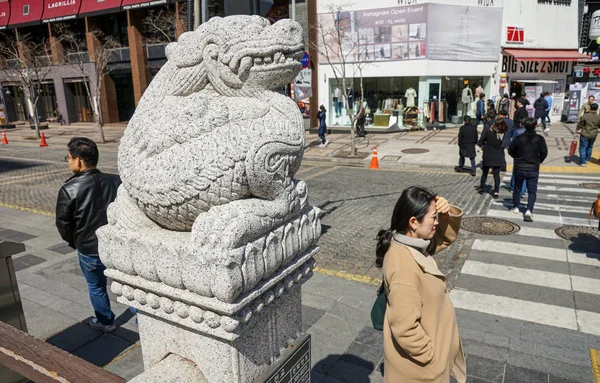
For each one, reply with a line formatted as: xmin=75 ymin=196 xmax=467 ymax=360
xmin=491 ymin=200 xmax=591 ymax=213
xmin=515 ymin=226 xmax=559 ymax=239
xmin=503 ymin=173 xmax=600 ymax=181
xmin=471 ymin=239 xmax=565 ymax=262
xmin=462 ymin=260 xmax=571 ymax=290
xmin=487 ymin=208 xmax=594 ymax=226
xmin=567 ymin=249 xmax=600 ymax=267
xmin=450 ymin=290 xmax=579 ymax=331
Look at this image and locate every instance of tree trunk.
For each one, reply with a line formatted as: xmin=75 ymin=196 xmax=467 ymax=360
xmin=97 ymin=121 xmax=106 ymax=144
xmin=28 ymin=97 xmax=40 ymax=139
xmin=348 ymin=108 xmax=356 ymax=157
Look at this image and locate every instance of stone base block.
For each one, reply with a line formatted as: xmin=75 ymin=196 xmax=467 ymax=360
xmin=137 ymin=288 xmax=302 ymax=383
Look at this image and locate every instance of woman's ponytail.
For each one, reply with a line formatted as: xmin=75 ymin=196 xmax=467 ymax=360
xmin=375 ymin=229 xmax=394 ymax=268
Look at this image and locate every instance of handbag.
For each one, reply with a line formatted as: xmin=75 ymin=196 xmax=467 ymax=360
xmin=370 ymin=283 xmax=387 ymax=331
xmin=569 ymin=133 xmax=578 ymax=156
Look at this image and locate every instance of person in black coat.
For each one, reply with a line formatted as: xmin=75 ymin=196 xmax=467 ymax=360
xmin=476 ymin=118 xmax=508 ymax=198
xmin=513 ymin=98 xmax=528 ymax=128
xmin=317 ymin=105 xmax=329 ymax=147
xmin=533 ymin=93 xmax=549 ymax=133
xmin=455 ymin=116 xmax=478 ymax=176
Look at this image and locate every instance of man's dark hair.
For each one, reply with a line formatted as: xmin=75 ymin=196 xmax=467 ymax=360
xmin=479 ymin=94 xmax=486 ymax=99
xmin=68 ymin=137 xmax=99 ymax=167
xmin=464 ymin=116 xmax=472 ymax=123
xmin=499 ymin=110 xmax=508 ymax=116
xmin=523 ymin=117 xmax=537 ymax=131
xmin=503 ymin=93 xmax=509 ymax=98
xmin=592 ymin=103 xmax=599 ymax=111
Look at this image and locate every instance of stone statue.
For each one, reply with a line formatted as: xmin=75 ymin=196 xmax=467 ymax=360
xmin=97 ymin=15 xmax=320 ymax=383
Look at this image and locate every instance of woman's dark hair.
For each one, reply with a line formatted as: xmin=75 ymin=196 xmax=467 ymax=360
xmin=68 ymin=137 xmax=99 ymax=167
xmin=492 ymin=117 xmax=508 ymax=134
xmin=375 ymin=186 xmax=437 ymax=268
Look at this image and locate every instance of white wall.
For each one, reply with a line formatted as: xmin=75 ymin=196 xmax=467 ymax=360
xmin=318 ymin=0 xmax=503 ymax=12
xmin=501 ymin=1 xmax=578 ymax=49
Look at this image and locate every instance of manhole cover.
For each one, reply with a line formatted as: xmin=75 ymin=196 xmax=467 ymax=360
xmin=555 ymin=226 xmax=600 ymax=244
xmin=401 ymin=148 xmax=430 ymax=154
xmin=461 ymin=216 xmax=520 ymax=235
xmin=579 ymin=183 xmax=600 ymax=190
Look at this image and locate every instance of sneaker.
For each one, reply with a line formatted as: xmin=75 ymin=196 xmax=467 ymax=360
xmin=324 ymin=141 xmax=330 ymax=147
xmin=318 ymin=143 xmax=324 ymax=148
xmin=510 ymin=207 xmax=520 ymax=214
xmin=524 ymin=210 xmax=533 ymax=222
xmin=544 ymin=128 xmax=550 ymax=133
xmin=580 ymin=163 xmax=587 ymax=167
xmin=521 ymin=194 xmax=526 ymax=198
xmin=88 ymin=318 xmax=116 ymax=333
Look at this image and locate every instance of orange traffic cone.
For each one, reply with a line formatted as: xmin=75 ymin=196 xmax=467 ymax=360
xmin=369 ymin=146 xmax=379 ymax=169
xmin=1 ymin=130 xmax=7 ymax=145
xmin=39 ymin=132 xmax=48 ymax=147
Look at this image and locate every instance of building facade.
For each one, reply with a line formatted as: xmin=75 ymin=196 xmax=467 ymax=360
xmin=317 ymin=0 xmax=585 ymax=128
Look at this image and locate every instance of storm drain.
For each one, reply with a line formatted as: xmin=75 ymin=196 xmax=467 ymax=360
xmin=460 ymin=216 xmax=520 ymax=236
xmin=401 ymin=148 xmax=430 ymax=154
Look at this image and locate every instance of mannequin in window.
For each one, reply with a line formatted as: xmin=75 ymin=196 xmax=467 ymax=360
xmin=461 ymin=85 xmax=473 ymax=118
xmin=405 ymin=87 xmax=417 ymax=107
xmin=333 ymin=87 xmax=342 ymax=118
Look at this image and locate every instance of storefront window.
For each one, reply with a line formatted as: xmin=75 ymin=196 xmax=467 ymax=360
xmin=441 ymin=77 xmax=484 ymax=122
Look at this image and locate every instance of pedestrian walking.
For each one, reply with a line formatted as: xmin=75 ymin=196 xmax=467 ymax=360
xmin=499 ymin=110 xmax=514 ymax=172
xmin=533 ymin=93 xmax=549 ymax=133
xmin=579 ymin=95 xmax=598 ymax=118
xmin=513 ymin=98 xmax=528 ymax=128
xmin=375 ymin=186 xmax=466 ymax=383
xmin=355 ymin=102 xmax=367 ymax=137
xmin=56 ymin=137 xmax=121 ymax=332
xmin=544 ymin=92 xmax=553 ymax=126
xmin=476 ymin=94 xmax=486 ymax=126
xmin=502 ymin=111 xmax=527 ymax=197
xmin=317 ymin=105 xmax=329 ymax=147
xmin=508 ymin=118 xmax=548 ymax=222
xmin=455 ymin=116 xmax=477 ymax=176
xmin=575 ymin=102 xmax=600 ymax=167
xmin=476 ymin=118 xmax=508 ymax=198
xmin=499 ymin=93 xmax=510 ymax=115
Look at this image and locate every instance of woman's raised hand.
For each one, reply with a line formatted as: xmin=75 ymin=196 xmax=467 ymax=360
xmin=435 ymin=196 xmax=450 ymax=214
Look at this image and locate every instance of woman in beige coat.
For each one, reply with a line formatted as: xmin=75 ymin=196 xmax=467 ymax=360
xmin=376 ymin=186 xmax=466 ymax=383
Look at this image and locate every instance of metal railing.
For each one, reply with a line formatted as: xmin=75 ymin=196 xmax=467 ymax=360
xmin=67 ymin=52 xmax=89 ymax=64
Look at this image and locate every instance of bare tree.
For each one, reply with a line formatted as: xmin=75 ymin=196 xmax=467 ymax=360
xmin=311 ymin=3 xmax=365 ymax=157
xmin=142 ymin=3 xmax=187 ymax=44
xmin=53 ymin=24 xmax=121 ymax=144
xmin=0 ymin=32 xmax=53 ymax=138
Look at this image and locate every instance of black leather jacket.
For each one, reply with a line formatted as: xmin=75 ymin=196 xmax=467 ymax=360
xmin=55 ymin=169 xmax=121 ymax=255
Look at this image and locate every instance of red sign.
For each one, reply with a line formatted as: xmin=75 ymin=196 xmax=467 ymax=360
xmin=79 ymin=0 xmax=122 ymax=17
xmin=507 ymin=26 xmax=524 ymax=44
xmin=42 ymin=0 xmax=81 ymax=23
xmin=8 ymin=0 xmax=43 ymax=28
xmin=0 ymin=1 xmax=10 ymax=30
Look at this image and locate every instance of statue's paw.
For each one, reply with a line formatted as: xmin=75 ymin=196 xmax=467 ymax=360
xmin=210 ymin=264 xmax=244 ymax=303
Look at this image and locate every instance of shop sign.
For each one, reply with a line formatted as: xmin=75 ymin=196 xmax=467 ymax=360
xmin=397 ymin=0 xmax=419 ymax=4
xmin=574 ymin=65 xmax=600 ymax=77
xmin=502 ymin=55 xmax=572 ymax=74
xmin=47 ymin=0 xmax=76 ymax=9
xmin=506 ymin=26 xmax=524 ymax=44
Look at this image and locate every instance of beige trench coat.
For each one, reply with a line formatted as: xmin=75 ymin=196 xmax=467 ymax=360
xmin=382 ymin=205 xmax=466 ymax=383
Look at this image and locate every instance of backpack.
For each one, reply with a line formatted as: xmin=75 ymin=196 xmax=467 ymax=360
xmin=590 ymin=194 xmax=600 ymax=222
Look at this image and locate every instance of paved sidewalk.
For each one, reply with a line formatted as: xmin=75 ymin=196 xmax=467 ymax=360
xmin=0 ymin=204 xmax=596 ymax=382
xmin=2 ymin=121 xmax=598 ymax=173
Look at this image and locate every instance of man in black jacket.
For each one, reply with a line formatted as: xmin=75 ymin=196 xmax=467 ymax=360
xmin=512 ymin=98 xmax=529 ymax=129
xmin=455 ymin=116 xmax=478 ymax=176
xmin=56 ymin=137 xmax=121 ymax=332
xmin=508 ymin=118 xmax=548 ymax=222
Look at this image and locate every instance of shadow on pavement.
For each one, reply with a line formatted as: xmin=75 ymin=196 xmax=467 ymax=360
xmin=313 ymin=354 xmax=379 ymax=383
xmin=0 ymin=158 xmax=43 ymax=173
xmin=45 ymin=317 xmax=139 ymax=367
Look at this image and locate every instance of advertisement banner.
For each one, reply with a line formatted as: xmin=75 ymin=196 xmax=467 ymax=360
xmin=427 ymin=4 xmax=502 ymax=61
xmin=567 ymin=89 xmax=581 ymax=122
xmin=318 ymin=3 xmax=501 ymax=63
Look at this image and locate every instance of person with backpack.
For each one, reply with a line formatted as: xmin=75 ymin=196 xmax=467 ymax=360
xmin=534 ymin=93 xmax=549 ymax=133
xmin=374 ymin=186 xmax=466 ymax=383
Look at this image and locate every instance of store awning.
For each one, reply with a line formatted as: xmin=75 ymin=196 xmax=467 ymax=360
xmin=0 ymin=1 xmax=10 ymax=30
xmin=42 ymin=0 xmax=81 ymax=23
xmin=503 ymin=49 xmax=589 ymax=62
xmin=121 ymin=0 xmax=167 ymax=11
xmin=7 ymin=0 xmax=43 ymax=28
xmin=78 ymin=0 xmax=122 ymax=17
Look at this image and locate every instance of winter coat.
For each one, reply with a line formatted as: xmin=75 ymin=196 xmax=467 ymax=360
xmin=545 ymin=95 xmax=553 ymax=111
xmin=577 ymin=112 xmax=600 ymax=139
xmin=499 ymin=98 xmax=510 ymax=114
xmin=382 ymin=206 xmax=466 ymax=383
xmin=508 ymin=130 xmax=549 ymax=172
xmin=533 ymin=97 xmax=548 ymax=118
xmin=513 ymin=106 xmax=528 ymax=127
xmin=476 ymin=100 xmax=485 ymax=120
xmin=317 ymin=110 xmax=327 ymax=130
xmin=480 ymin=128 xmax=505 ymax=168
xmin=458 ymin=123 xmax=478 ymax=158
xmin=501 ymin=118 xmax=515 ymax=149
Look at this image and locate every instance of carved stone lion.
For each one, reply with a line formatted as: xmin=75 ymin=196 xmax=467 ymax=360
xmin=100 ymin=16 xmax=320 ymax=304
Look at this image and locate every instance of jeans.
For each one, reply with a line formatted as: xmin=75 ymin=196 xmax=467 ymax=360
xmin=78 ymin=252 xmax=114 ymax=325
xmin=458 ymin=156 xmax=476 ymax=174
xmin=509 ymin=174 xmax=527 ymax=195
xmin=318 ymin=128 xmax=326 ymax=144
xmin=545 ymin=110 xmax=551 ymax=123
xmin=481 ymin=166 xmax=501 ymax=193
xmin=579 ymin=136 xmax=596 ymax=165
xmin=513 ymin=170 xmax=539 ymax=213
xmin=333 ymin=97 xmax=342 ymax=116
xmin=538 ymin=117 xmax=546 ymax=131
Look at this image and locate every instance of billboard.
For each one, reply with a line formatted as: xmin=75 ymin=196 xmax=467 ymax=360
xmin=318 ymin=3 xmax=502 ymax=63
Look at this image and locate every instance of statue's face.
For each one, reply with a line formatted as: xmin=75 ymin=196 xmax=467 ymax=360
xmin=218 ymin=18 xmax=305 ymax=90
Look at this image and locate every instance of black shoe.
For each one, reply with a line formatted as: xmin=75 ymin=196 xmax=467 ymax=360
xmin=455 ymin=166 xmax=462 ymax=173
xmin=493 ymin=192 xmax=499 ymax=199
xmin=471 ymin=171 xmax=476 ymax=177
xmin=474 ymin=186 xmax=484 ymax=195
